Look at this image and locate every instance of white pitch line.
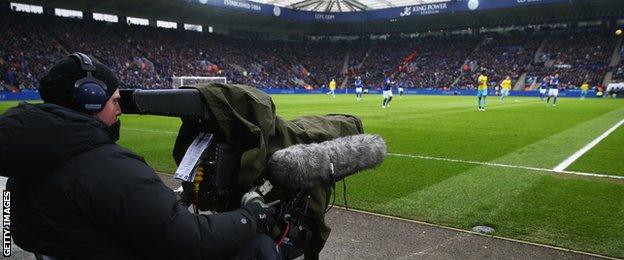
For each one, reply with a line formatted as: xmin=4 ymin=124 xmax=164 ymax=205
xmin=553 ymin=118 xmax=624 ymax=172
xmin=387 ymin=153 xmax=624 ymax=180
xmin=93 ymin=127 xmax=624 ymax=180
xmin=122 ymin=127 xmax=177 ymax=135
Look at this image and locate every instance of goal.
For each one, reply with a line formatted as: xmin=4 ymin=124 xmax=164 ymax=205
xmin=172 ymin=76 xmax=227 ymax=88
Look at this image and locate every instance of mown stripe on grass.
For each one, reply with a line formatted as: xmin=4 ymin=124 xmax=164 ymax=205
xmin=377 ymin=120 xmax=565 ymax=218
xmin=368 ymin=99 xmax=542 ymax=122
xmin=488 ymin=107 xmax=624 ymax=169
xmin=335 ymin=156 xmax=479 ymax=208
xmin=388 ymin=152 xmax=624 ymax=180
xmin=372 ymin=107 xmax=624 ymax=257
xmin=373 ymin=166 xmax=545 ymax=227
xmin=373 ymin=107 xmax=624 ymax=230
xmin=566 ymin=124 xmax=624 ymax=176
xmin=553 ymin=118 xmax=624 ymax=172
xmin=372 ymin=161 xmax=624 ymax=257
xmin=490 ymin=175 xmax=624 ymax=258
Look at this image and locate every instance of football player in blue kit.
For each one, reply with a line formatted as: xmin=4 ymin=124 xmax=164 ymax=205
xmin=382 ymin=75 xmax=394 ymax=108
xmin=355 ymin=76 xmax=364 ymax=101
xmin=547 ymin=73 xmax=560 ymax=107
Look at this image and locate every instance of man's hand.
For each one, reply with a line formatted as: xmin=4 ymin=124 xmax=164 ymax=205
xmin=244 ymin=201 xmax=276 ymax=233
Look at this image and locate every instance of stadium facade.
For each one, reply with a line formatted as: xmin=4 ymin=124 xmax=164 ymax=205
xmin=3 ymin=0 xmax=623 ymax=36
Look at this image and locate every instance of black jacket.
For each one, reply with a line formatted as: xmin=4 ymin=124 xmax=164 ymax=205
xmin=0 ymin=103 xmax=258 ymax=259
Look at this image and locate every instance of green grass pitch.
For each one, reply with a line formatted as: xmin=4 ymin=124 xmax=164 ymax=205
xmin=2 ymin=94 xmax=623 ymax=257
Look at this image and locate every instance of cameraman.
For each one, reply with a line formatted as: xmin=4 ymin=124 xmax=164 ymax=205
xmin=0 ymin=53 xmax=280 ymax=259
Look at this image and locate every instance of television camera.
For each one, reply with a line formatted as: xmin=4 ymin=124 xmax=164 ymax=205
xmin=120 ymin=88 xmax=386 ymax=258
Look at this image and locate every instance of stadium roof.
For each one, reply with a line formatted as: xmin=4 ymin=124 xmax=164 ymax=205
xmin=249 ymin=0 xmax=450 ymax=12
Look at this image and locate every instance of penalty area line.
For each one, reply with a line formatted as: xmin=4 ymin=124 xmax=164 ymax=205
xmin=553 ymin=118 xmax=624 ymax=172
xmin=387 ymin=153 xmax=624 ymax=180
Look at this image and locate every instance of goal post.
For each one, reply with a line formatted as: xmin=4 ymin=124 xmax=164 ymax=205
xmin=172 ymin=76 xmax=227 ymax=88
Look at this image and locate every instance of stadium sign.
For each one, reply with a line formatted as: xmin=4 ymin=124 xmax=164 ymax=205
xmin=202 ymin=0 xmax=570 ymax=22
xmin=399 ymin=3 xmax=449 ymax=17
xmin=223 ymin=0 xmax=262 ymax=12
xmin=314 ymin=13 xmax=336 ymax=20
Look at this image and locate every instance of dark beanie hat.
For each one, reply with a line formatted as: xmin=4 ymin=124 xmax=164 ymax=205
xmin=39 ymin=54 xmax=119 ymax=113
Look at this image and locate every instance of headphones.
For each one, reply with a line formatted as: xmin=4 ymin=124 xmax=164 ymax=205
xmin=69 ymin=52 xmax=108 ymax=112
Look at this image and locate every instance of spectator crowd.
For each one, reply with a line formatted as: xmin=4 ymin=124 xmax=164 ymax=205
xmin=1 ymin=10 xmax=620 ymax=92
xmin=525 ymin=29 xmax=615 ymax=89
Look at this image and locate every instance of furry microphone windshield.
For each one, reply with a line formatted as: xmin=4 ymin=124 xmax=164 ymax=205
xmin=268 ymin=134 xmax=386 ymax=189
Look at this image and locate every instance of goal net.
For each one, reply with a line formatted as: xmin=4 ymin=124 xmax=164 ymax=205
xmin=172 ymin=76 xmax=227 ymax=88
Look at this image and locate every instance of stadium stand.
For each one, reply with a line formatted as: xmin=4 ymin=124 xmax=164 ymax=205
xmin=0 ymin=9 xmax=621 ymax=91
xmin=610 ymin=46 xmax=624 ymax=83
xmin=354 ymin=36 xmax=480 ymax=89
xmin=613 ymin=65 xmax=624 ymax=83
xmin=43 ymin=15 xmax=164 ymax=89
xmin=288 ymin=41 xmax=349 ymax=87
xmin=0 ymin=12 xmax=64 ymax=91
xmin=457 ymin=32 xmax=543 ymax=89
xmin=525 ymin=28 xmax=615 ymax=89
